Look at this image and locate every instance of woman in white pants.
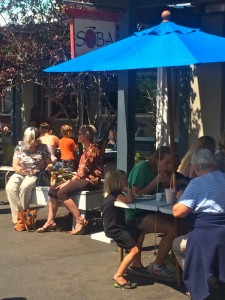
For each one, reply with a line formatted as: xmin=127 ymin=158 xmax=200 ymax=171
xmin=6 ymin=127 xmax=52 ymax=225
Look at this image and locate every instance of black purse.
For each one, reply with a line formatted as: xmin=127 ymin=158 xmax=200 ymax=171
xmin=36 ymin=170 xmax=51 ymax=186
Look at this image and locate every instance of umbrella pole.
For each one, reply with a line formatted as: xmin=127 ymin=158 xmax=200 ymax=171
xmin=167 ymin=67 xmax=176 ymax=188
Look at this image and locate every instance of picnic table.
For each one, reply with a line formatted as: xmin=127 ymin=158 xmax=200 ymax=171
xmin=115 ymin=194 xmax=173 ymax=213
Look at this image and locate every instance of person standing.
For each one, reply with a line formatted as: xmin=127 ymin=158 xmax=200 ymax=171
xmin=39 ymin=122 xmax=59 ymax=165
xmin=0 ymin=119 xmax=9 ymax=165
xmin=59 ymin=125 xmax=78 ymax=172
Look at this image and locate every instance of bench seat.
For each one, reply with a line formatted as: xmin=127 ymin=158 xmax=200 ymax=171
xmin=30 ymin=186 xmax=103 ymax=221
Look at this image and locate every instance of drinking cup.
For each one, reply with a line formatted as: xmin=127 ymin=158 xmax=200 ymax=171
xmin=156 ymin=192 xmax=162 ymax=201
xmin=165 ymin=188 xmax=176 ymax=204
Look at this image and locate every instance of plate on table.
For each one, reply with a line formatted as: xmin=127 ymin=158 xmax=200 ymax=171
xmin=136 ymin=194 xmax=154 ymax=200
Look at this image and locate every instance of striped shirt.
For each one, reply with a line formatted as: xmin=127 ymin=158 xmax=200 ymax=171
xmin=179 ymin=170 xmax=225 ymax=213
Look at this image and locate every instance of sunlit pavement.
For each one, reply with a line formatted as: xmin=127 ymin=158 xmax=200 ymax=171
xmin=0 ymin=188 xmax=187 ymax=300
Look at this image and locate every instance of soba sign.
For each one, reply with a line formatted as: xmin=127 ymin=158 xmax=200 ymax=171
xmin=74 ymin=18 xmax=116 ymax=56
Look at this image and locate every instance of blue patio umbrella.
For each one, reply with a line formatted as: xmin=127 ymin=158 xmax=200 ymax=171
xmin=44 ymin=11 xmax=225 ymax=180
xmin=44 ymin=14 xmax=225 ymax=72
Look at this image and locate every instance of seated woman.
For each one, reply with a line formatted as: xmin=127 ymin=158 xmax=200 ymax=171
xmin=6 ymin=127 xmax=53 ymax=226
xmin=39 ymin=122 xmax=60 ymax=165
xmin=37 ymin=124 xmax=103 ymax=235
xmin=126 ymin=146 xmax=177 ymax=281
xmin=173 ymin=149 xmax=225 ymax=300
xmin=178 ymin=135 xmax=216 ymax=179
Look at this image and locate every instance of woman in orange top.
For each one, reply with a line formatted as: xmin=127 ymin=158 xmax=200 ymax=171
xmin=59 ymin=125 xmax=78 ymax=172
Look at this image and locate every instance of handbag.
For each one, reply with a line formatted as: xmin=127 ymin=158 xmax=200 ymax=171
xmin=50 ymin=170 xmax=74 ymax=185
xmin=36 ymin=170 xmax=51 ymax=186
xmin=15 ymin=209 xmax=37 ymax=231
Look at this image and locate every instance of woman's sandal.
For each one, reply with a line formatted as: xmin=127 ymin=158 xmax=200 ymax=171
xmin=36 ymin=221 xmax=57 ymax=233
xmin=114 ymin=281 xmax=137 ymax=289
xmin=69 ymin=219 xmax=89 ymax=235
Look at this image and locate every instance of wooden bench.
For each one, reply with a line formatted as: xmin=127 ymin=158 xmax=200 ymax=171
xmin=30 ymin=186 xmax=103 ymax=228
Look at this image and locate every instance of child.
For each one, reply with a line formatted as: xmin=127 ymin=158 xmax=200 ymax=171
xmin=102 ymin=170 xmax=145 ymax=289
xmin=59 ymin=125 xmax=78 ymax=172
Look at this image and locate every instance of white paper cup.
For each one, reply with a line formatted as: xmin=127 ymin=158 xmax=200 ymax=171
xmin=165 ymin=188 xmax=176 ymax=204
xmin=156 ymin=193 xmax=162 ymax=201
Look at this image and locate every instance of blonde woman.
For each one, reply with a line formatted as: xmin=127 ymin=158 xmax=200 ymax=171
xmin=6 ymin=127 xmax=53 ymax=225
xmin=102 ymin=170 xmax=144 ymax=289
xmin=178 ymin=136 xmax=216 ymax=179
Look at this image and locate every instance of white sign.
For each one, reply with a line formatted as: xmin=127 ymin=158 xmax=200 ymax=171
xmin=74 ymin=18 xmax=116 ymax=56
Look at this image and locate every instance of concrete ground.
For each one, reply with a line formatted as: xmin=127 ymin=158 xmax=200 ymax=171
xmin=0 ymin=188 xmax=189 ymax=300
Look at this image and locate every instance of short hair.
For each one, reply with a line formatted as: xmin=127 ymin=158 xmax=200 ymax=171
xmin=79 ymin=124 xmax=97 ymax=142
xmin=61 ymin=125 xmax=72 ymax=136
xmin=218 ymin=133 xmax=225 ymax=150
xmin=103 ymin=170 xmax=127 ymax=197
xmin=191 ymin=148 xmax=217 ymax=171
xmin=40 ymin=122 xmax=51 ymax=134
xmin=22 ymin=127 xmax=39 ymax=150
xmin=150 ymin=146 xmax=171 ymax=171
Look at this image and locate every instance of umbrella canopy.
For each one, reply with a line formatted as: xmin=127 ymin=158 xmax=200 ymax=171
xmin=44 ymin=11 xmax=225 ymax=183
xmin=44 ymin=16 xmax=225 ymax=72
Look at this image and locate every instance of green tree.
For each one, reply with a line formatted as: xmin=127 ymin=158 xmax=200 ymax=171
xmin=0 ymin=0 xmax=117 ymax=149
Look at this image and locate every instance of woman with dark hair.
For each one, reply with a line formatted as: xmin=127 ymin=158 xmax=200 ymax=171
xmin=126 ymin=146 xmax=177 ymax=281
xmin=37 ymin=124 xmax=103 ymax=235
xmin=39 ymin=122 xmax=59 ymax=165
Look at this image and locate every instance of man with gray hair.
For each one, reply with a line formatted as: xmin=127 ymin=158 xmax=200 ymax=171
xmin=172 ymin=148 xmax=225 ymax=300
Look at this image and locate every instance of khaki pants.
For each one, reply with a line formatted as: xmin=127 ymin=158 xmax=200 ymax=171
xmin=172 ymin=234 xmax=188 ymax=270
xmin=6 ymin=173 xmax=37 ymax=223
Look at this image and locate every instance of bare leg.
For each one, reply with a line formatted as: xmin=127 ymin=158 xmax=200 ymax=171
xmin=47 ymin=197 xmax=60 ymax=223
xmin=36 ymin=196 xmax=59 ymax=232
xmin=114 ymin=246 xmax=139 ymax=285
xmin=131 ymin=232 xmax=145 ymax=268
xmin=139 ymin=213 xmax=177 ymax=265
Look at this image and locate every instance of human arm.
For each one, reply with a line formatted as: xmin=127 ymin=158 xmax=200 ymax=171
xmin=116 ymin=186 xmax=133 ymax=203
xmin=45 ymin=157 xmax=53 ymax=172
xmin=132 ymin=171 xmax=170 ymax=195
xmin=72 ymin=145 xmax=103 ymax=181
xmin=12 ymin=156 xmax=40 ymax=176
xmin=173 ymin=202 xmax=192 ymax=218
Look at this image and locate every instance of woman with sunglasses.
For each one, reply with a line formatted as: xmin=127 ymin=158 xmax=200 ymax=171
xmin=37 ymin=124 xmax=103 ymax=235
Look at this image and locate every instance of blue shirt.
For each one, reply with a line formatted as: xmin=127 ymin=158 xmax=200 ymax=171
xmin=178 ymin=170 xmax=225 ymax=213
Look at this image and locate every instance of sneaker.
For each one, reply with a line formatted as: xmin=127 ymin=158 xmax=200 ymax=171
xmin=146 ymin=263 xmax=176 ymax=282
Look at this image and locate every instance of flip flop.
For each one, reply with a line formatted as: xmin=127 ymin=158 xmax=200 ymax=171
xmin=114 ymin=281 xmax=137 ymax=289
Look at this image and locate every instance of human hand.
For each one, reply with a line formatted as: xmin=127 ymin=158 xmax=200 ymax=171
xmin=45 ymin=164 xmax=53 ymax=172
xmin=122 ymin=186 xmax=131 ymax=194
xmin=157 ymin=171 xmax=170 ymax=185
xmin=54 ymin=180 xmax=69 ymax=190
xmin=3 ymin=126 xmax=9 ymax=133
xmin=176 ymin=190 xmax=183 ymax=200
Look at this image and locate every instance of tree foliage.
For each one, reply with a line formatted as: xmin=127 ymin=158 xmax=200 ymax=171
xmin=0 ymin=0 xmax=117 ymax=145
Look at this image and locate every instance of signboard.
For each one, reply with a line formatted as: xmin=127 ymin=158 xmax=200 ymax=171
xmin=64 ymin=7 xmax=119 ymax=58
xmin=74 ymin=18 xmax=116 ymax=57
